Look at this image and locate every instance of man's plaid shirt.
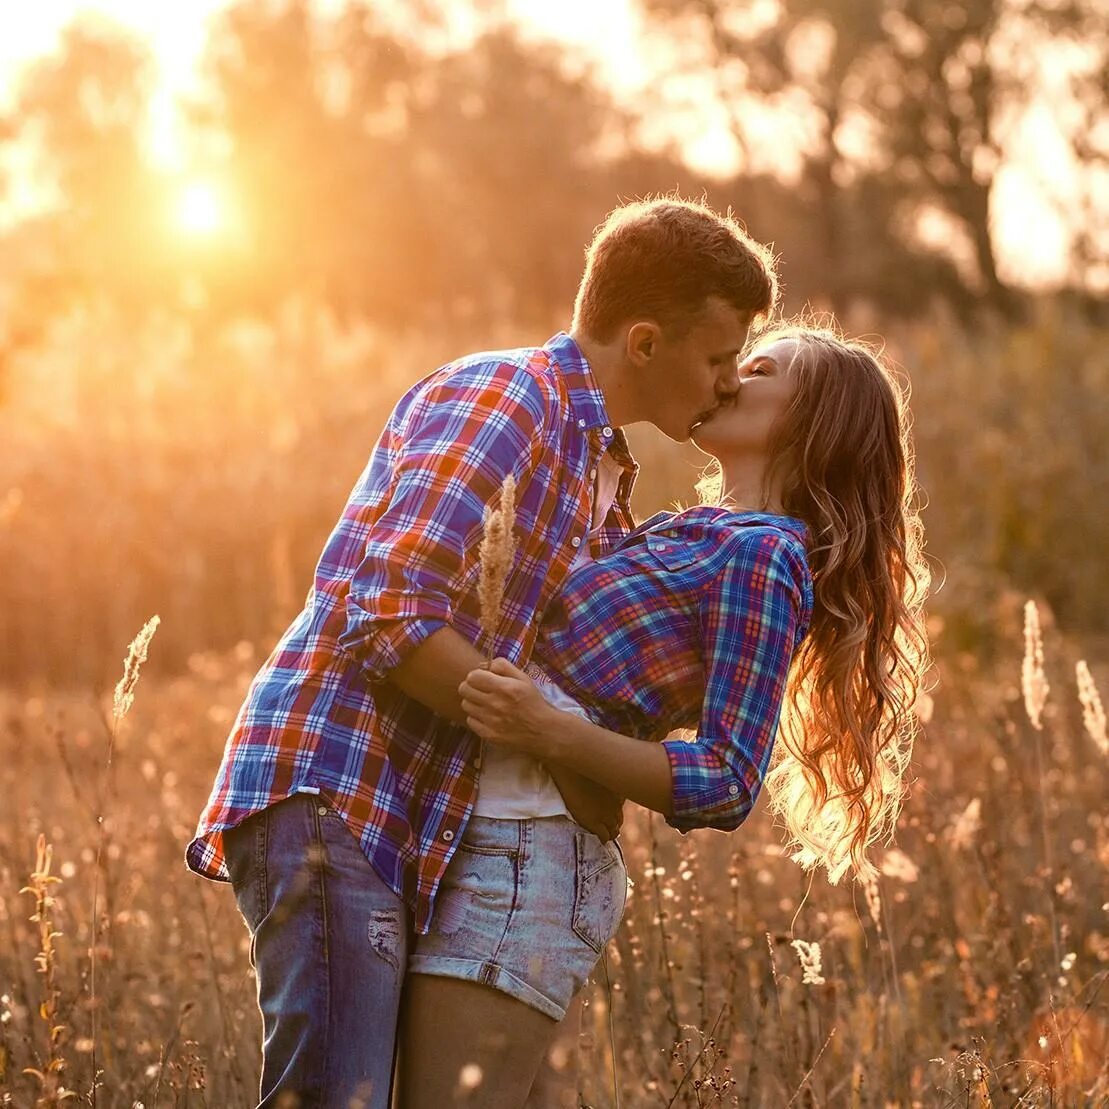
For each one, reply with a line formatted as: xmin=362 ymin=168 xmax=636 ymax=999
xmin=186 ymin=332 xmax=638 ymax=933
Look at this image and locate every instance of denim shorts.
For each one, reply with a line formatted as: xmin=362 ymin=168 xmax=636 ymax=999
xmin=408 ymin=814 xmax=629 ymax=1021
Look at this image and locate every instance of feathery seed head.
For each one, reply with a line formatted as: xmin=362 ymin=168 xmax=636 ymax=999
xmin=1076 ymin=660 xmax=1107 ymax=755
xmin=477 ymin=475 xmax=518 ymax=657
xmin=947 ymin=797 xmax=982 ymax=851
xmin=790 ymin=938 xmax=826 ymax=985
xmin=113 ymin=615 xmax=161 ymax=724
xmin=1021 ymin=600 xmax=1049 ymax=730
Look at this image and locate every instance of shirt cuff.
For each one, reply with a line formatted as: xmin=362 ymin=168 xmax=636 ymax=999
xmin=661 ymin=735 xmax=754 ymax=833
xmin=340 ymin=593 xmax=453 ymax=681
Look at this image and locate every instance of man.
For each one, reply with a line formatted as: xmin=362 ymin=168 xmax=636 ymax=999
xmin=186 ymin=196 xmax=778 ymax=1108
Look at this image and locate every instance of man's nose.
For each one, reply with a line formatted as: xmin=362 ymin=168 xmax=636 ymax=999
xmin=716 ymin=364 xmax=741 ymax=400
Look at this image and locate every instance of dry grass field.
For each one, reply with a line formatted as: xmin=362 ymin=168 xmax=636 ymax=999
xmin=0 ymin=597 xmax=1106 ymax=1107
xmin=1 ymin=308 xmax=1108 ymax=1107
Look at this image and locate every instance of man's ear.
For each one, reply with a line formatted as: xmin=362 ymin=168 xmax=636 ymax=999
xmin=626 ymin=321 xmax=660 ymax=367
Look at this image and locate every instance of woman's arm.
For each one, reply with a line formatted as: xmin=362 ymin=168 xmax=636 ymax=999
xmin=459 ymin=659 xmax=675 ymax=818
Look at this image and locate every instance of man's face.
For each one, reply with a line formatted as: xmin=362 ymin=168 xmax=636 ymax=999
xmin=633 ymin=298 xmax=754 ymax=442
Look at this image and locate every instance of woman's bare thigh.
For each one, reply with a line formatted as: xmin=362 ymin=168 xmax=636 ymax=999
xmin=395 ymin=974 xmax=560 ymax=1109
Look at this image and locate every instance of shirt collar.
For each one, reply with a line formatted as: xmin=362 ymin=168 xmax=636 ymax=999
xmin=544 ymin=331 xmax=613 ymax=432
xmin=619 ymin=506 xmax=810 ymax=548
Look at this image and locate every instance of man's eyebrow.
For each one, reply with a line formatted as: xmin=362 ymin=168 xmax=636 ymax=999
xmin=712 ymin=347 xmax=744 ymax=360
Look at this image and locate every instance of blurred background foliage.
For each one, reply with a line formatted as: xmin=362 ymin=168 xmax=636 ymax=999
xmin=0 ymin=0 xmax=1106 ymax=684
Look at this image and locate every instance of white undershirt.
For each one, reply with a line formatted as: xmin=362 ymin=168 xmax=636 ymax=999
xmin=471 ymin=451 xmax=622 ymax=818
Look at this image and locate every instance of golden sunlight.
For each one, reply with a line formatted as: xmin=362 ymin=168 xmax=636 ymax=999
xmin=174 ymin=178 xmax=227 ymax=237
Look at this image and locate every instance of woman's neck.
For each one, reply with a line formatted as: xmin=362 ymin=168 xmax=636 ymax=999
xmin=717 ymin=458 xmax=786 ymax=515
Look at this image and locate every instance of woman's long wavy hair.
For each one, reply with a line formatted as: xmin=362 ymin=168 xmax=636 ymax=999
xmin=702 ymin=323 xmax=931 ymax=885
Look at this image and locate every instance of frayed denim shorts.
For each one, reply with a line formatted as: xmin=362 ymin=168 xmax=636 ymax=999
xmin=407 ymin=814 xmax=629 ymax=1021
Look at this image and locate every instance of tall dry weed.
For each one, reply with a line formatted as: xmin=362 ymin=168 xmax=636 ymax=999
xmin=476 ymin=474 xmax=517 ymax=663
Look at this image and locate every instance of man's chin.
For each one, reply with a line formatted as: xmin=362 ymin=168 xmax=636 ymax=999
xmin=687 ymin=413 xmax=714 ymax=441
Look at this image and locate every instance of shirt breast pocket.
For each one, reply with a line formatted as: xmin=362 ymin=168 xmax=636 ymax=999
xmin=644 ymin=530 xmax=698 ymax=571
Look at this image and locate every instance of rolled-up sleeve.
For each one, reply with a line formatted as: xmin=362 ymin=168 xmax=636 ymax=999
xmin=338 ymin=360 xmax=557 ymax=680
xmin=661 ymin=533 xmax=809 ymax=833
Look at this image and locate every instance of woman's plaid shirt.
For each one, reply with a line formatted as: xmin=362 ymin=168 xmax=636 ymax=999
xmin=532 ymin=507 xmax=813 ymax=833
xmin=186 ymin=332 xmax=638 ymax=933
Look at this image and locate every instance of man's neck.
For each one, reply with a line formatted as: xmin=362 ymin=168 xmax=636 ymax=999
xmin=569 ymin=327 xmax=639 ymax=428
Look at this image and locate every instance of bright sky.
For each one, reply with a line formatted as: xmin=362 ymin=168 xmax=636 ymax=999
xmin=0 ymin=1 xmax=1093 ymax=287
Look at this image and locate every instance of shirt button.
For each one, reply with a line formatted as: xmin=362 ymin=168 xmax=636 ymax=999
xmin=473 ymin=757 xmax=482 ymax=770
xmin=442 ymin=829 xmax=455 ymax=842
xmin=602 ymin=426 xmax=613 ymax=437
xmin=589 ymin=468 xmax=597 ymax=481
xmin=728 ymin=784 xmax=740 ymax=796
xmin=577 ymin=418 xmax=586 ymax=428
xmin=571 ymin=536 xmax=582 ymax=548
xmin=317 ymin=805 xmax=328 ymax=816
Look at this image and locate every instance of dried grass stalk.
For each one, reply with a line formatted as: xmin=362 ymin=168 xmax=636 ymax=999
xmin=112 ymin=615 xmax=161 ymax=724
xmin=1076 ymin=660 xmax=1107 ymax=755
xmin=1021 ymin=600 xmax=1049 ymax=730
xmin=477 ymin=474 xmax=517 ymax=662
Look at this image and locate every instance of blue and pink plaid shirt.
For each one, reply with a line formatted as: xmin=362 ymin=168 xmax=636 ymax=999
xmin=186 ymin=332 xmax=639 ymax=933
xmin=531 ymin=506 xmax=813 ymax=833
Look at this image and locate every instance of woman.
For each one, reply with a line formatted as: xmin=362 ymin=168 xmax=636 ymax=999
xmin=396 ymin=324 xmax=930 ymax=1107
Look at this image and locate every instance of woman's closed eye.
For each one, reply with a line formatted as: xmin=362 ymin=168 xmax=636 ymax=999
xmin=742 ymin=356 xmax=775 ymax=378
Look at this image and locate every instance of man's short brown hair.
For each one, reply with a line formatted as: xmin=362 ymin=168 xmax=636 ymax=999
xmin=572 ymin=196 xmax=779 ymax=343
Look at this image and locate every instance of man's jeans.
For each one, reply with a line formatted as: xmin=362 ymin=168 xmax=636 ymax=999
xmin=223 ymin=793 xmax=410 ymax=1109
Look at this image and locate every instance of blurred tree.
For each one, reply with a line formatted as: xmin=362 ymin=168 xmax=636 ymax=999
xmin=639 ymin=0 xmax=1107 ymax=314
xmin=400 ymin=29 xmax=647 ymax=329
xmin=192 ymin=0 xmax=417 ymax=323
xmin=0 ymin=21 xmax=181 ymax=344
xmin=195 ymin=0 xmax=693 ymax=330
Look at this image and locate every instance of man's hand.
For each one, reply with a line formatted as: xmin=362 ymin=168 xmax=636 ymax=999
xmin=546 ymin=764 xmax=625 ymax=843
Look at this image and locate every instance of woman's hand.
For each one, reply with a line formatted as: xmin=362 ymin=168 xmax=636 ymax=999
xmin=461 ymin=660 xmax=625 ymax=840
xmin=459 ymin=658 xmax=558 ymax=757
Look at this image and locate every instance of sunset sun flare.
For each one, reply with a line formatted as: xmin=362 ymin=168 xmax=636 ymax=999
xmin=174 ymin=178 xmax=228 ymax=237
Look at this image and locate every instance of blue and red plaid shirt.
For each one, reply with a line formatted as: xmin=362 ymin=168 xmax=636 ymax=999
xmin=531 ymin=506 xmax=813 ymax=833
xmin=186 ymin=332 xmax=638 ymax=933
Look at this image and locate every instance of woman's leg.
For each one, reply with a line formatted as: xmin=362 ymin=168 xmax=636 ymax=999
xmin=525 ymin=991 xmax=583 ymax=1108
xmin=398 ymin=816 xmax=627 ymax=1107
xmin=396 ymin=975 xmax=559 ymax=1108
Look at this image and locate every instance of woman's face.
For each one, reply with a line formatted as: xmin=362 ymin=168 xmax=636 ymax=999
xmin=690 ymin=337 xmax=800 ymax=459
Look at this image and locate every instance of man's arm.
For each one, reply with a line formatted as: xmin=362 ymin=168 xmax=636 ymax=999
xmin=337 ymin=360 xmax=554 ymax=683
xmin=389 ymin=625 xmax=485 ymax=725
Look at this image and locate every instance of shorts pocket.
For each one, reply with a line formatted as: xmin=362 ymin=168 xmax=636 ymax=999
xmin=458 ymin=817 xmax=520 ymax=858
xmin=571 ymin=830 xmax=626 ymax=953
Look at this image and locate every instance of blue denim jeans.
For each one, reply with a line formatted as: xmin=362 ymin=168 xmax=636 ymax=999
xmin=223 ymin=793 xmax=410 ymax=1109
